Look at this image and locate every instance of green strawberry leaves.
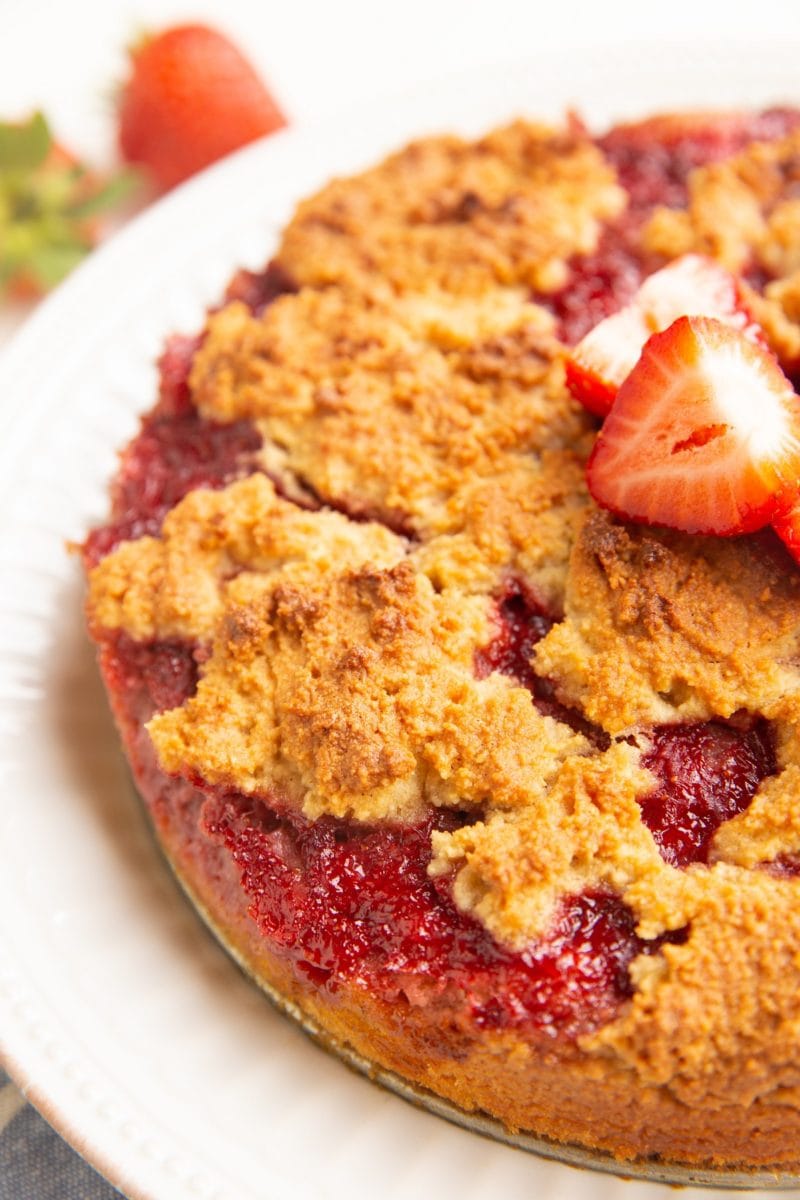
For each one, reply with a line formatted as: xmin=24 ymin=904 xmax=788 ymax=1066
xmin=0 ymin=111 xmax=51 ymax=172
xmin=0 ymin=111 xmax=139 ymax=296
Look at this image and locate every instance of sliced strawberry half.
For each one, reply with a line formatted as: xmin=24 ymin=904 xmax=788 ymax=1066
xmin=772 ymin=494 xmax=800 ymax=564
xmin=566 ymin=255 xmax=762 ymax=417
xmin=587 ymin=316 xmax=800 ymax=537
xmin=565 ymin=303 xmax=652 ymax=417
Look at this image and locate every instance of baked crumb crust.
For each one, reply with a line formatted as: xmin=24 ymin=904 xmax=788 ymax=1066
xmin=85 ymin=112 xmax=800 ymax=1167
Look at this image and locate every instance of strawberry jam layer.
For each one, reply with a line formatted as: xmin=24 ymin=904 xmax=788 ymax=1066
xmin=102 ymin=634 xmax=201 ymax=715
xmin=223 ymin=259 xmax=298 ymax=314
xmin=640 ymin=720 xmax=777 ymax=868
xmin=764 ymin=854 xmax=800 ymax=879
xmin=474 ymin=582 xmax=609 ymax=745
xmin=207 ymin=794 xmax=675 ymax=1038
xmin=598 ymin=108 xmax=800 ymax=213
xmin=105 ymin=633 xmax=677 ymax=1039
xmin=83 ymin=335 xmax=262 ymax=567
xmin=546 ymin=107 xmax=800 ymax=345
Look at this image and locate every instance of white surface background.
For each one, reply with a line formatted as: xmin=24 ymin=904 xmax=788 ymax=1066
xmin=2 ymin=0 xmax=800 ymax=349
xmin=1 ymin=0 xmax=800 ymax=162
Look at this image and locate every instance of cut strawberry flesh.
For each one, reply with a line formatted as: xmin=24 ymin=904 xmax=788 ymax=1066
xmin=567 ymin=255 xmax=761 ymax=417
xmin=566 ymin=302 xmax=653 ymax=416
xmin=587 ymin=316 xmax=800 ymax=536
xmin=772 ymin=492 xmax=800 ymax=565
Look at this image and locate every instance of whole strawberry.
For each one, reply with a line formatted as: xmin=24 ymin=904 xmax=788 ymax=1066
xmin=117 ymin=24 xmax=286 ymax=192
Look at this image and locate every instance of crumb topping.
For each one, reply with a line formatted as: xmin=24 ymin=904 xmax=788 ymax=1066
xmin=189 ymin=284 xmax=593 ymax=610
xmin=534 ymin=509 xmax=800 ymax=734
xmin=429 ymin=742 xmax=664 ymax=945
xmin=86 ymin=113 xmax=800 ymax=1092
xmin=87 ymin=474 xmax=406 ymax=643
xmin=276 ymin=121 xmax=625 ymax=296
xmin=642 ymin=128 xmax=800 ymax=368
xmin=709 ymin=765 xmax=800 ymax=867
xmin=588 ymin=868 xmax=800 ymax=1105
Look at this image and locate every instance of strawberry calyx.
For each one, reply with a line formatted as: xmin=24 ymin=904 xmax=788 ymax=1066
xmin=587 ymin=316 xmax=800 ymax=538
xmin=0 ymin=111 xmax=138 ymax=297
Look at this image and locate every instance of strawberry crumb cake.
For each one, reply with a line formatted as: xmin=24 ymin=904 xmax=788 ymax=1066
xmin=84 ymin=107 xmax=800 ymax=1172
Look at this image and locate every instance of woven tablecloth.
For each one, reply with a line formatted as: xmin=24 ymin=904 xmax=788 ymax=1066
xmin=0 ymin=1068 xmax=121 ymax=1199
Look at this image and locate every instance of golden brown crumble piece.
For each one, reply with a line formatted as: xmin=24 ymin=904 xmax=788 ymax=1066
xmin=147 ymin=552 xmax=587 ymax=822
xmin=534 ymin=509 xmax=800 ymax=735
xmin=88 ymin=476 xmax=587 ymax=823
xmin=591 ymin=867 xmax=800 ymax=1104
xmin=274 ymin=121 xmax=625 ymax=296
xmin=709 ymin=764 xmax=800 ymax=868
xmin=87 ymin=474 xmax=405 ymax=643
xmin=642 ymin=128 xmax=800 ymax=367
xmin=430 ymin=742 xmax=665 ymax=946
xmin=190 ymin=285 xmax=594 ymax=609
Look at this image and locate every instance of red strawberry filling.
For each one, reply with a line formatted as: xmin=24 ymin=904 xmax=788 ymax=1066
xmin=99 ymin=632 xmax=693 ymax=1038
xmin=208 ymin=795 xmax=679 ymax=1036
xmin=223 ymin=259 xmax=298 ymax=314
xmin=544 ymin=108 xmax=800 ymax=345
xmin=83 ymin=408 xmax=262 ymax=566
xmin=640 ymin=719 xmax=777 ymax=867
xmin=546 ymin=226 xmax=649 ymax=346
xmin=598 ymin=108 xmax=800 ymax=212
xmin=764 ymin=854 xmax=800 ymax=878
xmin=473 ymin=582 xmax=553 ymax=693
xmin=83 ymin=333 xmax=263 ymax=567
xmin=474 ymin=582 xmax=609 ymax=746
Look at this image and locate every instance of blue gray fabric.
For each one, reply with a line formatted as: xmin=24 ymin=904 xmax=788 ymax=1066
xmin=0 ymin=1068 xmax=122 ymax=1199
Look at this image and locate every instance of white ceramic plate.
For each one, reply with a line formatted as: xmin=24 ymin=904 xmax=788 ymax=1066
xmin=1 ymin=45 xmax=799 ymax=1200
